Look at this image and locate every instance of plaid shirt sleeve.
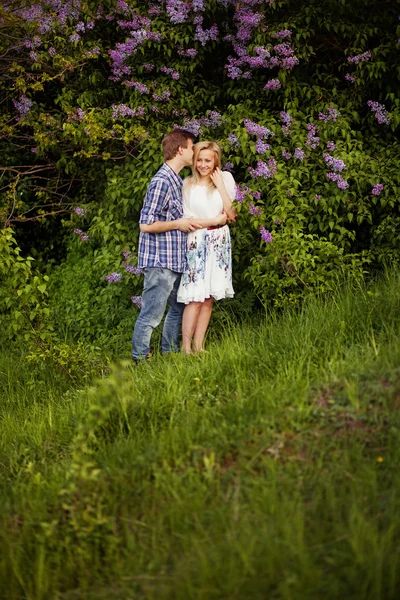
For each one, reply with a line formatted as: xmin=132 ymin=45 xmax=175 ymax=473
xmin=139 ymin=179 xmax=169 ymax=225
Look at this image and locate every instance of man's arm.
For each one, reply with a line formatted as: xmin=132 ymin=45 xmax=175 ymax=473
xmin=140 ymin=218 xmax=201 ymax=233
xmin=140 ymin=178 xmax=202 ymax=233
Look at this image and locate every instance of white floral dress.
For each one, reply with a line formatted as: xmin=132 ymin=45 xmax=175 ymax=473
xmin=177 ymin=171 xmax=236 ymax=304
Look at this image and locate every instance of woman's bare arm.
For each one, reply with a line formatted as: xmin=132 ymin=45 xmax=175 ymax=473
xmin=210 ymin=168 xmax=237 ymax=221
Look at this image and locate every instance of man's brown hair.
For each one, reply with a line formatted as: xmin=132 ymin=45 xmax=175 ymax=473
xmin=162 ymin=129 xmax=196 ymax=160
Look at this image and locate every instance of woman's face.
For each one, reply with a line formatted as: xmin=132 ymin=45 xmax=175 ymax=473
xmin=196 ymin=149 xmax=216 ymax=177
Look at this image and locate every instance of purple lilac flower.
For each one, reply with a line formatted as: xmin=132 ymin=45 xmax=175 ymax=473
xmin=318 ymin=106 xmax=341 ymax=122
xmin=367 ymin=100 xmax=390 ymax=125
xmin=111 ymin=104 xmax=145 ymax=119
xmin=223 ymin=162 xmax=233 ymax=172
xmin=131 ymin=295 xmax=143 ymax=308
xmin=268 ymin=56 xmax=280 ymax=68
xmin=226 ymin=64 xmax=242 ymax=79
xmin=166 ymin=0 xmax=191 ymax=24
xmin=282 ymin=56 xmax=299 ymax=69
xmin=280 ymin=111 xmax=293 ymax=135
xmin=244 ymin=119 xmax=274 ymax=139
xmin=323 ymin=153 xmax=346 ymax=172
xmin=234 ymin=7 xmax=263 ymax=43
xmin=274 ymin=218 xmax=282 ymax=225
xmin=180 ymin=118 xmax=203 ymax=136
xmin=228 ymin=134 xmax=240 ymax=148
xmin=104 ymin=272 xmax=123 ymax=283
xmin=337 ymin=179 xmax=349 ymax=190
xmin=243 ymin=55 xmax=268 ymax=69
xmin=249 ymin=203 xmax=262 ymax=216
xmin=31 ymin=147 xmax=38 ymax=153
xmin=347 ymin=50 xmax=371 ymax=64
xmin=48 ymin=47 xmax=56 ymax=57
xmin=201 ymin=111 xmax=222 ymax=128
xmin=264 ymin=79 xmax=281 ymax=91
xmin=13 ymin=95 xmax=33 ymax=120
xmin=345 ymin=73 xmax=356 ymax=84
xmin=121 ymin=249 xmax=132 ymax=259
xmin=149 ymin=4 xmax=162 ymax=16
xmin=326 ymin=173 xmax=349 ymax=190
xmin=193 ymin=0 xmax=206 ymax=11
xmin=195 ymin=22 xmax=219 ymax=45
xmin=109 ymin=30 xmax=158 ymax=81
xmin=69 ymin=33 xmax=81 ymax=43
xmin=117 ymin=0 xmax=130 ymax=14
xmin=74 ymin=228 xmax=90 ymax=242
xmin=282 ymin=150 xmax=291 ymax=160
xmin=305 ymin=123 xmax=320 ymax=149
xmin=260 ymin=226 xmax=273 ymax=243
xmin=152 ymin=89 xmax=171 ymax=102
xmin=273 ymin=29 xmax=292 ymax=39
xmin=124 ymin=80 xmax=150 ymax=94
xmin=74 ymin=207 xmax=86 ymax=216
xmin=123 ymin=262 xmax=144 ymax=275
xmin=76 ymin=108 xmax=85 ymax=120
xmin=178 ymin=48 xmax=198 ymax=57
xmin=29 ymin=51 xmax=38 ymax=61
xmin=235 ymin=185 xmax=246 ymax=204
xmin=294 ymin=148 xmax=305 ymax=161
xmin=371 ymin=184 xmax=384 ymax=195
xmin=248 ymin=157 xmax=277 ymax=179
xmin=326 ymin=141 xmax=336 ymax=151
xmin=273 ymin=42 xmax=295 ymax=57
xmin=255 ymin=139 xmax=270 ymax=154
xmin=161 ymin=66 xmax=180 ymax=80
xmin=314 ymin=195 xmax=322 ymax=200
xmin=143 ymin=63 xmax=155 ymax=71
xmin=254 ymin=46 xmax=270 ymax=58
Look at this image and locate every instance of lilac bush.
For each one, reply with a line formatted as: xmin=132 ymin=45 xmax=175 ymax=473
xmin=1 ymin=0 xmax=399 ymax=332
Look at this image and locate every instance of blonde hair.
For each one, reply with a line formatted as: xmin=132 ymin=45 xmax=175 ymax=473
xmin=187 ymin=141 xmax=222 ymax=188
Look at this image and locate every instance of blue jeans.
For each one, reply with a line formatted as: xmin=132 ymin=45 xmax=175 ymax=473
xmin=132 ymin=267 xmax=184 ymax=359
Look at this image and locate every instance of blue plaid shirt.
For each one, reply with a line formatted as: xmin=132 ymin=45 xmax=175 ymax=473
xmin=138 ymin=163 xmax=187 ymax=273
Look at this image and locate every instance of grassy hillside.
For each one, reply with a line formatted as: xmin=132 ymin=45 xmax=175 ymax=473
xmin=1 ymin=273 xmax=400 ymax=599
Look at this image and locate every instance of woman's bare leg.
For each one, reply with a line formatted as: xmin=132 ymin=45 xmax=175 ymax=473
xmin=193 ymin=297 xmax=214 ymax=351
xmin=181 ymin=302 xmax=202 ymax=353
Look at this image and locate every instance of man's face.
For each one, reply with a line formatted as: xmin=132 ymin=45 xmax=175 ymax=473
xmin=181 ymin=139 xmax=194 ymax=166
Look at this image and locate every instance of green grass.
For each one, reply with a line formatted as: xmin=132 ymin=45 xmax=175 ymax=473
xmin=1 ymin=273 xmax=400 ymax=599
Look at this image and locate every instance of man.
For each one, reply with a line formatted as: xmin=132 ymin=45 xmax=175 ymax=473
xmin=132 ymin=129 xmax=200 ymax=361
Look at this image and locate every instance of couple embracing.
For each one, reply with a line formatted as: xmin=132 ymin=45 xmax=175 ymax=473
xmin=132 ymin=128 xmax=236 ymax=361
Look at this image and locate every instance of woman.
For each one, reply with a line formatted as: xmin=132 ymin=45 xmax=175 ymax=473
xmin=177 ymin=141 xmax=237 ymax=354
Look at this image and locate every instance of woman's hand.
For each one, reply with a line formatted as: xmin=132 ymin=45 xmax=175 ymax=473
xmin=214 ymin=211 xmax=227 ymax=226
xmin=210 ymin=167 xmax=225 ymax=190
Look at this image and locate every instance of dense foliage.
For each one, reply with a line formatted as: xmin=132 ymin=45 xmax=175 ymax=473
xmin=1 ymin=0 xmax=399 ymax=353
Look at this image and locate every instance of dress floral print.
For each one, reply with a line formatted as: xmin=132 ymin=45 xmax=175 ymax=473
xmin=181 ymin=228 xmax=232 ymax=290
